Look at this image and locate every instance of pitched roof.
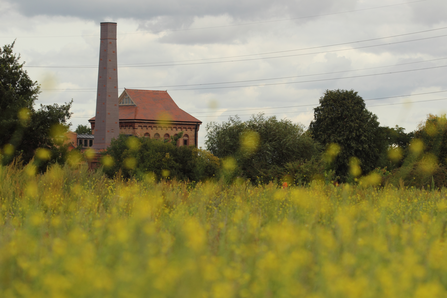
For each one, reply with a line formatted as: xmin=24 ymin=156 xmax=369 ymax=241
xmin=89 ymin=89 xmax=201 ymax=124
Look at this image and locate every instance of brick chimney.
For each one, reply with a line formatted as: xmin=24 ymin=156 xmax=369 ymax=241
xmin=93 ymin=22 xmax=119 ymax=150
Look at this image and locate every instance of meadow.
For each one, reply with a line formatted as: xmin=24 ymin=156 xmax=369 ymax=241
xmin=1 ymin=162 xmax=447 ymax=298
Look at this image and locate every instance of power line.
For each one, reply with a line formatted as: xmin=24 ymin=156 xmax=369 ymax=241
xmin=41 ymin=56 xmax=447 ymax=92
xmin=150 ymin=64 xmax=447 ymax=91
xmin=128 ymin=57 xmax=447 ymax=89
xmin=126 ymin=35 xmax=447 ymax=68
xmin=25 ymin=26 xmax=447 ymax=69
xmin=41 ymin=63 xmax=447 ymax=93
xmin=369 ymin=97 xmax=447 ymax=108
xmin=70 ymin=90 xmax=447 ymax=119
xmin=190 ymin=90 xmax=447 ymax=114
xmin=122 ymin=26 xmax=447 ymax=65
xmin=197 ymin=97 xmax=447 ymax=119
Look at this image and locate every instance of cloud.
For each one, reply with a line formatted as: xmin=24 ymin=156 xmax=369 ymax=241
xmin=409 ymin=0 xmax=447 ymax=26
xmin=2 ymin=0 xmax=444 ymax=148
xmin=6 ymin=0 xmax=354 ymax=28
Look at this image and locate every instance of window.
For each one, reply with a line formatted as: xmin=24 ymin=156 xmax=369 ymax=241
xmin=154 ymin=133 xmax=160 ymax=140
xmin=183 ymin=134 xmax=189 ymax=146
xmin=164 ymin=133 xmax=170 ymax=141
xmin=89 ymin=139 xmax=93 ymax=147
xmin=120 ymin=95 xmax=135 ymax=105
xmin=84 ymin=139 xmax=88 ymax=147
xmin=144 ymin=133 xmax=150 ymax=138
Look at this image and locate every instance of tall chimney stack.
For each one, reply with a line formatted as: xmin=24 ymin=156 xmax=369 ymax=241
xmin=93 ymin=22 xmax=119 ymax=150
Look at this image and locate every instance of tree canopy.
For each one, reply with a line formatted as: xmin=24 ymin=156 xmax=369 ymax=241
xmin=75 ymin=124 xmax=92 ymax=135
xmin=414 ymin=114 xmax=447 ymax=167
xmin=102 ymin=135 xmax=220 ymax=182
xmin=309 ymin=89 xmax=385 ymax=181
xmin=206 ymin=114 xmax=321 ymax=184
xmin=0 ymin=43 xmax=72 ymax=165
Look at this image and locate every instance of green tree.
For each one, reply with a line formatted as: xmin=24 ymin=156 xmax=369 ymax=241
xmin=386 ymin=115 xmax=447 ymax=189
xmin=377 ymin=125 xmax=413 ymax=169
xmin=0 ymin=43 xmax=72 ymax=165
xmin=75 ymin=124 xmax=92 ymax=135
xmin=206 ymin=114 xmax=321 ymax=184
xmin=102 ymin=135 xmax=220 ymax=182
xmin=309 ymin=89 xmax=385 ymax=182
xmin=414 ymin=114 xmax=447 ymax=166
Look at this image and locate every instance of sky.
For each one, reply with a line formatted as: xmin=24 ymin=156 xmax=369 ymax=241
xmin=1 ymin=0 xmax=446 ymax=148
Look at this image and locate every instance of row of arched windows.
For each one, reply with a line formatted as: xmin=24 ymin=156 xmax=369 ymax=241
xmin=143 ymin=133 xmax=189 ymax=145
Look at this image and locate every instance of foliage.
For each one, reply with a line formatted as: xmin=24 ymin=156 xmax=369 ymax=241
xmin=206 ymin=114 xmax=321 ymax=184
xmin=0 ymin=43 xmax=38 ymax=122
xmin=2 ymin=162 xmax=447 ymax=297
xmin=75 ymin=124 xmax=92 ymax=135
xmin=309 ymin=89 xmax=386 ymax=182
xmin=414 ymin=114 xmax=447 ymax=167
xmin=169 ymin=131 xmax=183 ymax=144
xmin=283 ymin=156 xmax=336 ymax=186
xmin=385 ymin=162 xmax=447 ymax=189
xmin=386 ymin=114 xmax=447 ymax=188
xmin=101 ymin=134 xmax=220 ymax=182
xmin=0 ymin=43 xmax=72 ymax=166
xmin=381 ymin=125 xmax=413 ymax=150
xmin=378 ymin=125 xmax=413 ymax=169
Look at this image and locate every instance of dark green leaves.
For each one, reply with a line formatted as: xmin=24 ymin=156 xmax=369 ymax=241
xmin=309 ymin=89 xmax=384 ymax=182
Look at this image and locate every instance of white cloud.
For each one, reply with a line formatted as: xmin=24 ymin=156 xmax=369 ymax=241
xmin=0 ymin=0 xmax=446 ymax=148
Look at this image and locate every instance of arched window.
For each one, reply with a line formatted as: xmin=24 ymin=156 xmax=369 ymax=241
xmin=154 ymin=133 xmax=160 ymax=140
xmin=144 ymin=133 xmax=150 ymax=138
xmin=183 ymin=134 xmax=189 ymax=146
xmin=164 ymin=133 xmax=170 ymax=141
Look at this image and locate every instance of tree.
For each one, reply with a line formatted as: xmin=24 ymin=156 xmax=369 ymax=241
xmin=414 ymin=114 xmax=447 ymax=166
xmin=309 ymin=89 xmax=385 ymax=182
xmin=206 ymin=114 xmax=321 ymax=184
xmin=75 ymin=124 xmax=92 ymax=135
xmin=385 ymin=114 xmax=447 ymax=189
xmin=1 ymin=43 xmax=39 ymax=155
xmin=0 ymin=43 xmax=72 ymax=165
xmin=102 ymin=135 xmax=220 ymax=182
xmin=377 ymin=125 xmax=413 ymax=169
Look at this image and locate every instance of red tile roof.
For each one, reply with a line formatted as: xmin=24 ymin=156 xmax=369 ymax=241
xmin=90 ymin=89 xmax=201 ymax=124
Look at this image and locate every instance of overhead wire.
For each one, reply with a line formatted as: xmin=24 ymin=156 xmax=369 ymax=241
xmin=25 ymin=26 xmax=447 ymax=69
xmin=7 ymin=0 xmax=442 ymax=123
xmin=142 ymin=64 xmax=447 ymax=91
xmin=40 ymin=56 xmax=447 ymax=92
xmin=190 ymin=89 xmax=447 ymax=114
xmin=120 ymin=25 xmax=447 ymax=66
xmin=70 ymin=89 xmax=447 ymax=119
xmin=196 ymin=97 xmax=447 ymax=119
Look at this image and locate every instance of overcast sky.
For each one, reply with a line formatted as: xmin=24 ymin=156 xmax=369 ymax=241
xmin=1 ymin=0 xmax=446 ymax=148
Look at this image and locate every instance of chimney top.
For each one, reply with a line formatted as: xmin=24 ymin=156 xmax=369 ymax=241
xmin=100 ymin=22 xmax=117 ymax=40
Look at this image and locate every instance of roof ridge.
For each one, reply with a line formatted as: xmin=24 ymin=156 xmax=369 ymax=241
xmin=125 ymin=88 xmax=167 ymax=92
xmin=90 ymin=90 xmax=201 ymax=124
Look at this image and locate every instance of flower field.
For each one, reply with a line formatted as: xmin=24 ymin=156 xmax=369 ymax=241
xmin=1 ymin=163 xmax=447 ymax=298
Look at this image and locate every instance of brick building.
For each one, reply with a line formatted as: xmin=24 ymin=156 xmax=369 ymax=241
xmin=89 ymin=89 xmax=201 ymax=147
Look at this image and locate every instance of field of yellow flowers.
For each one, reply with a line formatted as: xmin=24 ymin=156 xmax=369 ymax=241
xmin=1 ymin=162 xmax=447 ymax=298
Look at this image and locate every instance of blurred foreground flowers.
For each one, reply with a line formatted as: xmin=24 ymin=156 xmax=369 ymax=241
xmin=1 ymin=162 xmax=447 ymax=298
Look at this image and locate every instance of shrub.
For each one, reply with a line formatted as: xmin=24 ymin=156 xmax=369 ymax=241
xmin=101 ymin=135 xmax=220 ymax=182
